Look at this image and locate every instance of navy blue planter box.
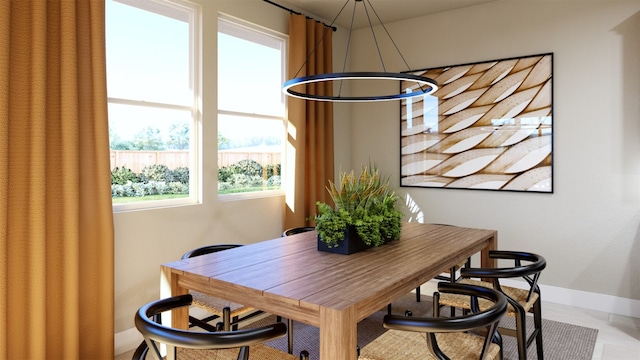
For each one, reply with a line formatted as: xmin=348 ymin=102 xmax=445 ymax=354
xmin=317 ymin=226 xmax=371 ymax=255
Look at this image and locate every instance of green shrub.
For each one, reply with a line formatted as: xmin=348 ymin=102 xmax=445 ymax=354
xmin=218 ymin=182 xmax=233 ymax=191
xmin=111 ymin=167 xmax=139 ymax=185
xmin=266 ymin=175 xmax=281 ymax=187
xmin=216 ymin=160 xmax=283 ymax=193
xmin=145 ymin=180 xmax=169 ymax=195
xmin=140 ymin=164 xmax=171 ymax=183
xmin=171 ymin=167 xmax=189 ymax=184
xmin=167 ymin=181 xmax=188 ymax=194
xmin=111 ymin=180 xmax=188 ymax=198
xmin=229 ymin=159 xmax=263 ymax=177
xmin=112 ymin=182 xmax=136 ymax=197
xmin=131 ymin=182 xmax=147 ymax=197
xmin=230 ymin=174 xmax=263 ymax=187
xmin=218 ymin=166 xmax=234 ymax=183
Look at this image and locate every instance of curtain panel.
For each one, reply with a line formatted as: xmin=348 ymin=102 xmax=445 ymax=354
xmin=284 ymin=14 xmax=335 ymax=230
xmin=0 ymin=1 xmax=114 ymax=358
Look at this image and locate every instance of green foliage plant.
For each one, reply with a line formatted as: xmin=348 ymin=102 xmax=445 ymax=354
xmin=230 ymin=159 xmax=264 ymax=177
xmin=111 ymin=166 xmax=139 ymax=185
xmin=315 ymin=165 xmax=403 ymax=249
xmin=140 ymin=164 xmax=171 ymax=183
xmin=110 ymin=166 xmax=189 ymax=198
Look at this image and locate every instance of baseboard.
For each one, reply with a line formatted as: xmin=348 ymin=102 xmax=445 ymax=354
xmin=115 ymin=282 xmax=640 ymax=355
xmin=501 ymin=279 xmax=640 ymax=319
xmin=115 ymin=326 xmax=143 ymax=356
xmin=423 ymin=277 xmax=640 ymax=319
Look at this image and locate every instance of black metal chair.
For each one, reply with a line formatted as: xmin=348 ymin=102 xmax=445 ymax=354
xmin=181 ymin=244 xmax=262 ymax=333
xmin=360 ymin=282 xmax=508 ymax=360
xmin=282 ymin=226 xmax=315 ymax=237
xmin=133 ymin=294 xmax=309 ymax=360
xmin=416 ymin=257 xmax=471 ymax=301
xmin=438 ymin=250 xmax=546 ymax=360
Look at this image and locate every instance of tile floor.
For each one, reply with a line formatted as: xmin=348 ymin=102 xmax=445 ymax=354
xmin=418 ymin=281 xmax=640 ymax=360
xmin=116 ymin=294 xmax=640 ymax=360
xmin=541 ymin=300 xmax=640 ymax=359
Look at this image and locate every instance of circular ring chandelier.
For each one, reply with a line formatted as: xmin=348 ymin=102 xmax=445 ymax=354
xmin=282 ymin=0 xmax=438 ymax=102
xmin=283 ymin=72 xmax=438 ymax=102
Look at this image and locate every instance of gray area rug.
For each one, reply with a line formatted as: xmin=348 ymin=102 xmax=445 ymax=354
xmin=258 ymin=292 xmax=599 ymax=360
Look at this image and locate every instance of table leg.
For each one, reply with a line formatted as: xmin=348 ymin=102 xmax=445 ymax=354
xmin=160 ymin=265 xmax=189 ymax=330
xmin=319 ymin=306 xmax=358 ymax=360
xmin=160 ymin=266 xmax=189 ymax=360
xmin=481 ymin=233 xmax=498 ymax=270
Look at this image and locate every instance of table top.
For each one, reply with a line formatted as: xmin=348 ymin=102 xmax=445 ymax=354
xmin=162 ymin=222 xmax=497 ymax=327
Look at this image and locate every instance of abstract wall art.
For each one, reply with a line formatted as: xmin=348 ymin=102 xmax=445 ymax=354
xmin=400 ymin=53 xmax=553 ymax=193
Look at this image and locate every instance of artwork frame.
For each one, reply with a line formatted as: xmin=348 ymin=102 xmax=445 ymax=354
xmin=400 ymin=53 xmax=553 ymax=193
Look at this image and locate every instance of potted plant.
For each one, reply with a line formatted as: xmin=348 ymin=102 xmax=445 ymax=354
xmin=315 ymin=165 xmax=403 ymax=254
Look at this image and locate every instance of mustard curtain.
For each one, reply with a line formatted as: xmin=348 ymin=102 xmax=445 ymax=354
xmin=285 ymin=14 xmax=335 ymax=229
xmin=0 ymin=1 xmax=114 ymax=359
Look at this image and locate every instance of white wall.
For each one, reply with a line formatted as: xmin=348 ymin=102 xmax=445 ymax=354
xmin=347 ymin=0 xmax=640 ymax=302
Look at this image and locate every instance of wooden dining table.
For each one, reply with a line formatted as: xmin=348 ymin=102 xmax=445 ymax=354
xmin=160 ymin=222 xmax=498 ymax=360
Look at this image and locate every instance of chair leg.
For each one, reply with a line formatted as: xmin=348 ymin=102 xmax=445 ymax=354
xmin=277 ymin=313 xmax=293 ymax=352
xmin=238 ymin=345 xmax=250 ymax=360
xmin=299 ymin=350 xmax=309 ymax=360
xmin=514 ymin=309 xmax=528 ymax=360
xmin=131 ymin=340 xmax=149 ymax=360
xmin=222 ymin=306 xmax=231 ymax=332
xmin=447 ymin=265 xmax=459 ymax=317
xmin=416 ymin=286 xmax=421 ymax=302
xmin=387 ymin=303 xmax=392 ymax=315
xmin=288 ymin=318 xmax=294 ymax=354
xmin=534 ymin=300 xmax=544 ymax=360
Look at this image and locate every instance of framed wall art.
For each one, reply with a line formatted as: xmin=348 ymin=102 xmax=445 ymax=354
xmin=400 ymin=53 xmax=553 ymax=193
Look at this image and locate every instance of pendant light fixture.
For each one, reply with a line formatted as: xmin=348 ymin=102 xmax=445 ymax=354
xmin=282 ymin=0 xmax=438 ymax=102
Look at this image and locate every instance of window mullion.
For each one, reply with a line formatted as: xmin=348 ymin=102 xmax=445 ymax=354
xmin=218 ymin=109 xmax=285 ymax=122
xmin=108 ymin=97 xmax=193 ymax=112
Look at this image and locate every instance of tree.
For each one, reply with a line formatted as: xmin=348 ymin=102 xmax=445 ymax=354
xmin=133 ymin=126 xmax=164 ymax=150
xmin=168 ymin=122 xmax=189 ymax=150
xmin=109 ymin=126 xmax=135 ymax=150
xmin=218 ymin=132 xmax=230 ymax=149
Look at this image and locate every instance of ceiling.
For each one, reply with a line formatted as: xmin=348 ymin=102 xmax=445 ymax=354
xmin=276 ymin=0 xmax=497 ymax=29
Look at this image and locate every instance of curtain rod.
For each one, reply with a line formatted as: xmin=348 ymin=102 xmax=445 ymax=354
xmin=262 ymin=0 xmax=337 ymax=32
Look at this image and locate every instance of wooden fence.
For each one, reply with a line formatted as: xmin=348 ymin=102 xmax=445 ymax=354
xmin=110 ymin=150 xmax=281 ymax=174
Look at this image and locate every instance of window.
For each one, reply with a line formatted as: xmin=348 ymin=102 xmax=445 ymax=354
xmin=217 ymin=16 xmax=286 ymax=198
xmin=106 ymin=0 xmax=200 ymax=211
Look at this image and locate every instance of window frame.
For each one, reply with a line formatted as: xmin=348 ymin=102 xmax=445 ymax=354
xmin=107 ymin=0 xmax=202 ymax=213
xmin=216 ymin=15 xmax=287 ymax=201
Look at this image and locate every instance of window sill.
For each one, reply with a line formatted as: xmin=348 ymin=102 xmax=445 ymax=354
xmin=112 ymin=197 xmax=200 ymax=213
xmin=218 ymin=189 xmax=284 ymax=202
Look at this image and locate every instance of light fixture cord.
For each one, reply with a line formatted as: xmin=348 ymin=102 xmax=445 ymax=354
xmin=291 ymin=0 xmax=350 ymax=80
xmin=362 ymin=0 xmax=386 ymax=72
xmin=337 ymin=0 xmax=358 ymax=97
xmin=365 ymin=0 xmax=431 ymax=94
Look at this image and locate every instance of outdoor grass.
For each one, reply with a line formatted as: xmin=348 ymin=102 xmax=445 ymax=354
xmin=112 ymin=186 xmax=280 ymax=203
xmin=111 ymin=194 xmax=189 ymax=203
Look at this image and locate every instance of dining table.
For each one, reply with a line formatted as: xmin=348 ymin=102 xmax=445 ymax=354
xmin=160 ymin=221 xmax=498 ymax=360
